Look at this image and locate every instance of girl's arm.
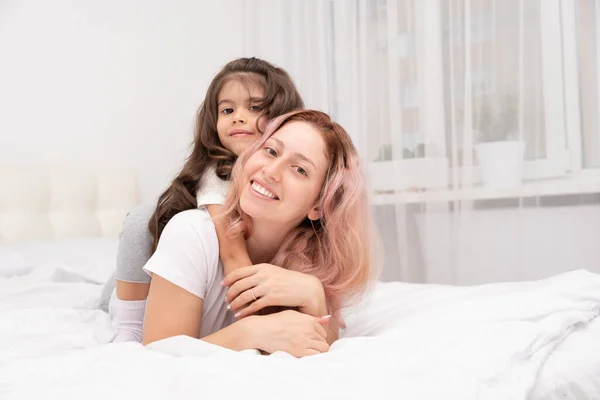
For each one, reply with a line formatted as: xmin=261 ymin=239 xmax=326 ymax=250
xmin=206 ymin=204 xmax=253 ymax=275
xmin=197 ymin=167 xmax=250 ymax=275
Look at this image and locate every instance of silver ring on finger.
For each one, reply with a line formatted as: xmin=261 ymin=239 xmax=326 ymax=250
xmin=250 ymin=288 xmax=258 ymax=301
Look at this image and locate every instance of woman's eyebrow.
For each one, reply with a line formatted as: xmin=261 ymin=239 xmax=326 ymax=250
xmin=295 ymin=152 xmax=316 ymax=168
xmin=271 ymin=137 xmax=316 ymax=168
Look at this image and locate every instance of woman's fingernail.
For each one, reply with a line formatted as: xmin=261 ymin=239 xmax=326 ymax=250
xmin=321 ymin=315 xmax=331 ymax=319
xmin=226 ymin=304 xmax=231 ymax=310
xmin=234 ymin=312 xmax=241 ymax=318
xmin=220 ymin=280 xmax=224 ymax=286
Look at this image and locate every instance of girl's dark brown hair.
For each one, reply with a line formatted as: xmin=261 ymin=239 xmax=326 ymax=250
xmin=148 ymin=57 xmax=304 ymax=251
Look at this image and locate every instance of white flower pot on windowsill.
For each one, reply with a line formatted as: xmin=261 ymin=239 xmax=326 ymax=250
xmin=475 ymin=141 xmax=526 ymax=188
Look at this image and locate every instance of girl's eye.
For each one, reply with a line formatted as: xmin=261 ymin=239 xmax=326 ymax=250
xmin=250 ymin=105 xmax=261 ymax=112
xmin=222 ymin=108 xmax=234 ymax=115
xmin=295 ymin=166 xmax=307 ymax=176
xmin=264 ymin=147 xmax=277 ymax=157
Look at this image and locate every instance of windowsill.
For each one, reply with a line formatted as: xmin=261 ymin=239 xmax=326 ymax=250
xmin=371 ymin=171 xmax=600 ymax=205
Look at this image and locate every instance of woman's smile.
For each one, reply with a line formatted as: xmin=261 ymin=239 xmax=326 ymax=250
xmin=250 ymin=180 xmax=279 ymax=200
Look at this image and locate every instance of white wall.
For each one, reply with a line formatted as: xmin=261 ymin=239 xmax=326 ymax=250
xmin=375 ymin=203 xmax=600 ymax=285
xmin=0 ymin=0 xmax=245 ymax=203
xmin=419 ymin=205 xmax=600 ymax=284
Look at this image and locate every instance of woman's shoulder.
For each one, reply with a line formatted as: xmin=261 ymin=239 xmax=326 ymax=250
xmin=169 ymin=208 xmax=213 ymax=223
xmin=144 ymin=208 xmax=221 ymax=296
xmin=162 ymin=209 xmax=218 ymax=247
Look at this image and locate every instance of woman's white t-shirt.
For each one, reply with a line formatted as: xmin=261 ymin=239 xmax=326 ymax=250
xmin=143 ymin=209 xmax=234 ymax=338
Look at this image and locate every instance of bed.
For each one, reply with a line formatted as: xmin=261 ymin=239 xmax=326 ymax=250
xmin=1 ymin=166 xmax=599 ymax=400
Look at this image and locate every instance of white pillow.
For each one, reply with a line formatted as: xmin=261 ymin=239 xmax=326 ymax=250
xmin=0 ymin=247 xmax=30 ymax=277
xmin=0 ymin=238 xmax=118 ymax=283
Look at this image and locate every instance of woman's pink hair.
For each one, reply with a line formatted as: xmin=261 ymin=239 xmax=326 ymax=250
xmin=220 ymin=110 xmax=380 ymax=324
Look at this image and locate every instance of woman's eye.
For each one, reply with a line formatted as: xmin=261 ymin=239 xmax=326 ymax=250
xmin=264 ymin=147 xmax=277 ymax=157
xmin=296 ymin=166 xmax=307 ymax=176
xmin=222 ymin=108 xmax=234 ymax=115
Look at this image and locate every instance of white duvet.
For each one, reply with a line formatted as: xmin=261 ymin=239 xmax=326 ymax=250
xmin=1 ymin=242 xmax=600 ymax=400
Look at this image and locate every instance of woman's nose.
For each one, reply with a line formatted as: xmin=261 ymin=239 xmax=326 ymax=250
xmin=262 ymin=161 xmax=282 ymax=182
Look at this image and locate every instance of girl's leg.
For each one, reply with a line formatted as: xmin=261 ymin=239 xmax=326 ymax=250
xmin=109 ymin=204 xmax=155 ymax=342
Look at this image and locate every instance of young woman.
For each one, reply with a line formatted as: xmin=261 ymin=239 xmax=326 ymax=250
xmin=141 ymin=110 xmax=379 ymax=357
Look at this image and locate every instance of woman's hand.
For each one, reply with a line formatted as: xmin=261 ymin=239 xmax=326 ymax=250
xmin=223 ymin=264 xmax=326 ymax=319
xmin=245 ymin=310 xmax=330 ymax=357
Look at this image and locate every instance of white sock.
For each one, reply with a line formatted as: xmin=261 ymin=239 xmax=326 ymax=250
xmin=109 ymin=294 xmax=146 ymax=343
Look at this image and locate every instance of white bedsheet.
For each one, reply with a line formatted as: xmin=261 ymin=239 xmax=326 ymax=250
xmin=1 ymin=242 xmax=600 ymax=400
xmin=531 ymin=314 xmax=600 ymax=399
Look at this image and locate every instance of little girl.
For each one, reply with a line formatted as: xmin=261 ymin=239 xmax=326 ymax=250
xmin=108 ymin=57 xmax=304 ymax=342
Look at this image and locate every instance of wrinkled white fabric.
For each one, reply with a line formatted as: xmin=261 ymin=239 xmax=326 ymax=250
xmin=1 ymin=246 xmax=599 ymax=399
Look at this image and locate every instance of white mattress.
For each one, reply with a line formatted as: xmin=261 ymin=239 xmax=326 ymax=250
xmin=2 ymin=239 xmax=600 ymax=400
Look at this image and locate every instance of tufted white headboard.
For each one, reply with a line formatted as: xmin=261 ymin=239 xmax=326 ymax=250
xmin=0 ymin=166 xmax=141 ymax=242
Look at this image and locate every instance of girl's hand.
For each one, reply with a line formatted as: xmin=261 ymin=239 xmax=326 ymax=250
xmin=246 ymin=310 xmax=330 ymax=357
xmin=223 ymin=264 xmax=326 ymax=319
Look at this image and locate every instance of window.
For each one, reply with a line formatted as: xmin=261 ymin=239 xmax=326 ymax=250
xmin=327 ymin=0 xmax=598 ymax=199
xmin=575 ymin=0 xmax=600 ymax=170
xmin=441 ymin=0 xmax=570 ymax=180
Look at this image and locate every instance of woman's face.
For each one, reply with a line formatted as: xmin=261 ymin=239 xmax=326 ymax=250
xmin=239 ymin=121 xmax=329 ymax=228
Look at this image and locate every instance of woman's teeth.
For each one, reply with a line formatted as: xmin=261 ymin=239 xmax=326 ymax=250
xmin=251 ymin=181 xmax=277 ymax=199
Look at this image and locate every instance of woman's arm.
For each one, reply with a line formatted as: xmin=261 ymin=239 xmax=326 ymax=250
xmin=300 ymin=276 xmax=339 ymax=345
xmin=223 ymin=265 xmax=340 ymax=344
xmin=143 ymin=273 xmax=254 ymax=349
xmin=143 ymin=274 xmax=329 ymax=356
xmin=206 ymin=310 xmax=330 ymax=357
xmin=142 ymin=274 xmax=202 ymax=345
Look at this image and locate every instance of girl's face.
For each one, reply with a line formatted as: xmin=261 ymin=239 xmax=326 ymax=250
xmin=216 ymin=78 xmax=264 ymax=156
xmin=239 ymin=121 xmax=329 ymax=229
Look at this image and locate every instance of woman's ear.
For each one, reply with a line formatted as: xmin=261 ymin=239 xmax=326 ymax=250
xmin=307 ymin=207 xmax=321 ymax=221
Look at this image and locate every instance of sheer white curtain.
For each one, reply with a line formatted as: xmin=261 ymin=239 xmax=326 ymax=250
xmin=239 ymin=0 xmax=333 ymax=113
xmin=243 ymin=0 xmax=600 ymax=285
